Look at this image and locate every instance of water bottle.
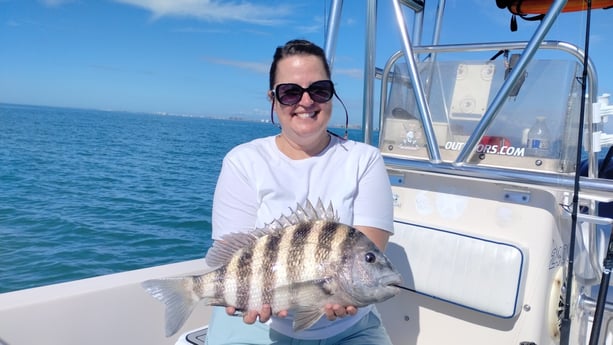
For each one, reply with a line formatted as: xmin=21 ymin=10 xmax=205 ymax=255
xmin=526 ymin=116 xmax=551 ymax=157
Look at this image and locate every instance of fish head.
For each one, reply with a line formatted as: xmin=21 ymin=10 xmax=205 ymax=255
xmin=339 ymin=234 xmax=402 ymax=306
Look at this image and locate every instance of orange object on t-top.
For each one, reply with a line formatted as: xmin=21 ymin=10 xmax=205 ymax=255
xmin=497 ymin=0 xmax=613 ymax=15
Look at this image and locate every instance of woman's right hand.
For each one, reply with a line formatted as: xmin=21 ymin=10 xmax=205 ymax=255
xmin=225 ymin=305 xmax=288 ymax=324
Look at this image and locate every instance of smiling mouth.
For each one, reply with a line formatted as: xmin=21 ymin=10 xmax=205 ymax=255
xmin=294 ymin=111 xmax=317 ymax=119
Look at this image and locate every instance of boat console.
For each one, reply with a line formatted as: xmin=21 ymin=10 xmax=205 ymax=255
xmin=370 ymin=1 xmax=613 ymax=345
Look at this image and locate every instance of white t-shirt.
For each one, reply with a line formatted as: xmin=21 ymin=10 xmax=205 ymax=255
xmin=211 ymin=134 xmax=394 ymax=340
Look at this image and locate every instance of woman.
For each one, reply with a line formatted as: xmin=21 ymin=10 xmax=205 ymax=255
xmin=206 ymin=39 xmax=394 ymax=345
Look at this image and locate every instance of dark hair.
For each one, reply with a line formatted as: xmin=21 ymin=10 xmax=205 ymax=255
xmin=269 ymin=39 xmax=331 ymax=90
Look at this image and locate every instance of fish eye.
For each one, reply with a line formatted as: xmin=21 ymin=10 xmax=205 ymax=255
xmin=365 ymin=252 xmax=376 ymax=263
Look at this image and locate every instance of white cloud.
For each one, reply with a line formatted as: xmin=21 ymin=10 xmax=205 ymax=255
xmin=205 ymin=57 xmax=269 ymax=73
xmin=113 ymin=0 xmax=295 ymax=26
xmin=335 ymin=68 xmax=362 ymax=79
xmin=39 ymin=0 xmax=75 ymax=6
xmin=204 ymin=60 xmax=363 ymax=79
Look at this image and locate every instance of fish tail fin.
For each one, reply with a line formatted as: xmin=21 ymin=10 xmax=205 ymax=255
xmin=142 ymin=277 xmax=200 ymax=337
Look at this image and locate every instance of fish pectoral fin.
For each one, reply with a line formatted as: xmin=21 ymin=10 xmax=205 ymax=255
xmin=275 ymin=277 xmax=336 ymax=300
xmin=286 ymin=279 xmax=337 ymax=332
xmin=319 ymin=277 xmax=337 ymax=295
xmin=293 ymin=306 xmax=325 ymax=332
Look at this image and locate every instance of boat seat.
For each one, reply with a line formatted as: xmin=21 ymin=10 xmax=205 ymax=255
xmin=386 ymin=221 xmax=526 ymax=318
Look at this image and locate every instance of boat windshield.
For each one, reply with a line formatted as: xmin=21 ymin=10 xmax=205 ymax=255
xmin=379 ymin=57 xmax=583 ymax=174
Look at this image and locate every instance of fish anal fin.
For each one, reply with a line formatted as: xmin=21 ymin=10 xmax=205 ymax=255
xmin=293 ymin=306 xmax=325 ymax=332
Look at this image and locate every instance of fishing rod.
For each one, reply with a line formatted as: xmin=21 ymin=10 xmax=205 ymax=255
xmin=392 ymin=284 xmax=447 ymax=303
xmin=392 ymin=284 xmax=418 ymax=294
xmin=561 ymin=1 xmax=594 ymax=345
xmin=589 ymin=225 xmax=613 ymax=345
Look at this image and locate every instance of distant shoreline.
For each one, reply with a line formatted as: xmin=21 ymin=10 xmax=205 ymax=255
xmin=0 ymin=102 xmax=367 ymax=130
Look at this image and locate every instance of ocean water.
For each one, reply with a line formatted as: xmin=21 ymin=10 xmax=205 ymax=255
xmin=0 ymin=104 xmax=280 ymax=293
xmin=0 ymin=104 xmax=364 ymax=293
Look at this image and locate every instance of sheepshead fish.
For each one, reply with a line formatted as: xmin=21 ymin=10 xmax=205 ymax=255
xmin=142 ymin=199 xmax=402 ymax=337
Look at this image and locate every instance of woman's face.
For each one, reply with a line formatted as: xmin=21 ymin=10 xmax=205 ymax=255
xmin=271 ymin=54 xmax=332 ymax=144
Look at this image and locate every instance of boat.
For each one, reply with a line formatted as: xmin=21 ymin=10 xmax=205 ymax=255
xmin=2 ymin=0 xmax=613 ymax=344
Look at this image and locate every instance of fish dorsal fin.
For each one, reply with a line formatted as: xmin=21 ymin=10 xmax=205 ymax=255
xmin=204 ymin=232 xmax=259 ymax=268
xmin=205 ymin=199 xmax=338 ymax=268
xmin=291 ymin=198 xmax=338 ymax=223
xmin=260 ymin=198 xmax=338 ymax=231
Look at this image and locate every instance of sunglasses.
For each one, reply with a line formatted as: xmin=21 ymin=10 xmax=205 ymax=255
xmin=273 ymin=80 xmax=335 ymax=106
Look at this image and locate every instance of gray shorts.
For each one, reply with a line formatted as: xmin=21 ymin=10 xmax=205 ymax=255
xmin=204 ymin=306 xmax=393 ymax=345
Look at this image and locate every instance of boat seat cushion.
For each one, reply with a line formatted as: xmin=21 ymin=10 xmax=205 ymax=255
xmin=387 ymin=222 xmax=526 ymax=318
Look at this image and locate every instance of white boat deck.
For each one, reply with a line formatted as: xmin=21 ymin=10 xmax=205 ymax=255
xmin=0 ymin=259 xmax=212 ymax=345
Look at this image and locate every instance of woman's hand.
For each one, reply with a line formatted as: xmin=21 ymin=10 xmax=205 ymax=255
xmin=225 ymin=305 xmax=288 ymax=324
xmin=324 ymin=304 xmax=358 ymax=321
xmin=225 ymin=303 xmax=356 ymax=324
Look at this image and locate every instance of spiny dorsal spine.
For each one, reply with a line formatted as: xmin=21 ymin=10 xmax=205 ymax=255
xmin=264 ymin=199 xmax=338 ymax=231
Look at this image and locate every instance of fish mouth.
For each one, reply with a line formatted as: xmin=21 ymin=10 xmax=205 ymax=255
xmin=379 ymin=273 xmax=403 ymax=288
xmin=390 ymin=284 xmax=417 ymax=293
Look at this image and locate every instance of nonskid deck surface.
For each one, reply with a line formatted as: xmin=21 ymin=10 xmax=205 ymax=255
xmin=177 ymin=327 xmax=208 ymax=345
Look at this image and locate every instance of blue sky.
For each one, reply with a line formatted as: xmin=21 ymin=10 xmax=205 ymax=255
xmin=1 ymin=0 xmax=611 ymax=126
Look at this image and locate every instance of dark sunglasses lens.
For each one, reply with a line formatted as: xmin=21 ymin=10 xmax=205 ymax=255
xmin=275 ymin=81 xmax=334 ymax=105
xmin=308 ymin=81 xmax=334 ymax=103
xmin=276 ymin=84 xmax=303 ymax=105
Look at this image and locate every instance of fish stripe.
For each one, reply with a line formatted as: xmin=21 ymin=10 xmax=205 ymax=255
xmin=247 ymin=236 xmax=265 ymax=310
xmin=287 ymin=223 xmax=312 ymax=304
xmin=212 ymin=266 xmax=226 ymax=305
xmin=259 ymin=233 xmax=280 ymax=308
xmin=272 ymin=225 xmax=294 ymax=309
xmin=192 ymin=275 xmax=203 ymax=297
xmin=339 ymin=226 xmax=356 ymax=262
xmin=245 ymin=232 xmax=276 ymax=310
xmin=329 ymin=223 xmax=351 ymax=267
xmin=235 ymin=248 xmax=253 ymax=309
xmin=224 ymin=251 xmax=242 ymax=307
xmin=301 ymin=221 xmax=324 ymax=282
xmin=315 ymin=221 xmax=337 ymax=264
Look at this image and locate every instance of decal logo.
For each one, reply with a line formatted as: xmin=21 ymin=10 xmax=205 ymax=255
xmin=445 ymin=136 xmax=526 ymax=156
